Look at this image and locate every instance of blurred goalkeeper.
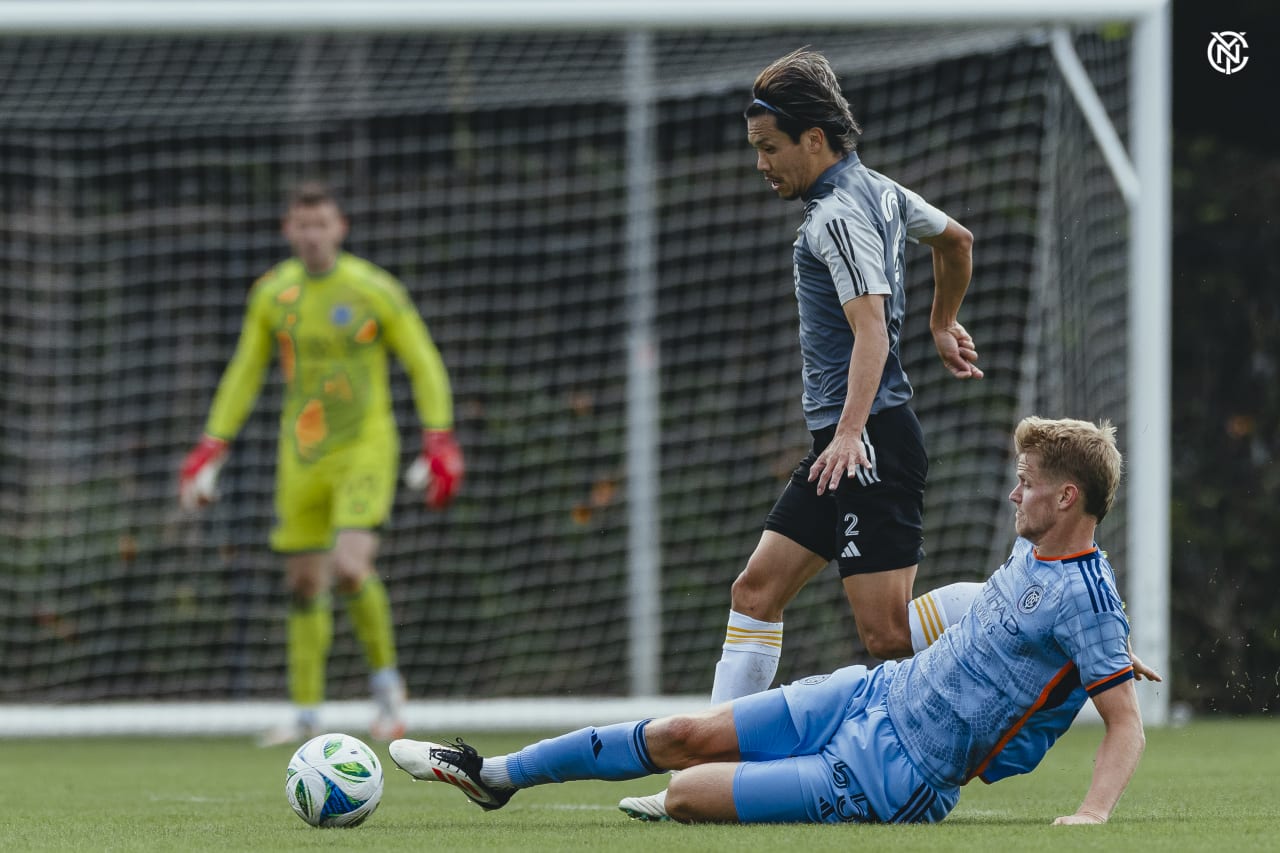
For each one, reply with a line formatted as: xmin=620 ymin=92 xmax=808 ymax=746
xmin=179 ymin=182 xmax=463 ymax=747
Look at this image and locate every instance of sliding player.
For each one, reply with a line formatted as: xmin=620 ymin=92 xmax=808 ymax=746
xmin=392 ymin=417 xmax=1152 ymax=827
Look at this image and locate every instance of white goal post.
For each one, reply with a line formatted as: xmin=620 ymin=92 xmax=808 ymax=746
xmin=0 ymin=0 xmax=1169 ymax=734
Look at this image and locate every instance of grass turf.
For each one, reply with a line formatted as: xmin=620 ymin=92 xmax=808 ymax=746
xmin=1 ymin=718 xmax=1275 ymax=852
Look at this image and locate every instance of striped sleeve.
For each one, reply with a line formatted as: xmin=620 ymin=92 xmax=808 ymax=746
xmin=806 ymin=196 xmax=891 ymax=304
xmin=1053 ymin=556 xmax=1133 ymax=698
xmin=1085 ymin=666 xmax=1135 ymax=697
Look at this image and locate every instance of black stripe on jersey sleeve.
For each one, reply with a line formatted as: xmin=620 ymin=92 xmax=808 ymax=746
xmin=1085 ymin=668 xmax=1135 ymax=697
xmin=825 ymin=218 xmax=867 ymax=297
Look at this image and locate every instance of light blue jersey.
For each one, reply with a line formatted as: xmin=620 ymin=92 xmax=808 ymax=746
xmin=724 ymin=536 xmax=1133 ymax=823
xmin=793 ymin=153 xmax=947 ymax=430
xmin=887 ymin=537 xmax=1134 ymax=789
xmin=503 ymin=536 xmax=1132 ymax=824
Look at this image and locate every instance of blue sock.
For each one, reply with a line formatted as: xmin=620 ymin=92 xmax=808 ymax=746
xmin=507 ymin=719 xmax=662 ymax=787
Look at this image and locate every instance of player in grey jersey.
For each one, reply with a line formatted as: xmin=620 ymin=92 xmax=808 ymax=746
xmin=620 ymin=46 xmax=984 ymax=820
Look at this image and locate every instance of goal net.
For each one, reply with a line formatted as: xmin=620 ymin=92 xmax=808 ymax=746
xmin=0 ymin=18 xmax=1150 ymax=731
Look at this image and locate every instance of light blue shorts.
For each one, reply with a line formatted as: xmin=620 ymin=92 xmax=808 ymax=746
xmin=731 ymin=661 xmax=959 ymax=824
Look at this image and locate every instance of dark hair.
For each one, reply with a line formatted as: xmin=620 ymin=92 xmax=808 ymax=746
xmin=288 ymin=181 xmax=342 ymax=211
xmin=744 ymin=48 xmax=861 ymax=154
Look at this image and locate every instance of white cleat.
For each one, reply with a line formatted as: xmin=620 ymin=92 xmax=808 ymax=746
xmin=389 ymin=737 xmax=514 ymax=811
xmin=618 ymin=788 xmax=671 ymax=822
xmin=388 ymin=738 xmax=439 ymax=780
xmin=369 ymin=713 xmax=407 ymax=742
xmin=256 ymin=719 xmax=322 ymax=748
xmin=369 ymin=671 xmax=408 ymax=741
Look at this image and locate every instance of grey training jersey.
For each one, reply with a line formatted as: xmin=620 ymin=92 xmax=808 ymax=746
xmin=793 ymin=153 xmax=947 ymax=430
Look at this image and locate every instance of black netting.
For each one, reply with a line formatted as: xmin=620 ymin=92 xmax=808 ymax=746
xmin=0 ymin=27 xmax=1131 ymax=701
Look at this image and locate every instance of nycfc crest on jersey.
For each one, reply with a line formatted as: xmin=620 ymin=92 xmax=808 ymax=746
xmin=1019 ymin=585 xmax=1045 ymax=613
xmin=885 ymin=537 xmax=1133 ymax=789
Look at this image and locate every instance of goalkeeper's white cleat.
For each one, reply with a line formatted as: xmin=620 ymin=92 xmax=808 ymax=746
xmin=256 ymin=718 xmax=323 ymax=748
xmin=369 ymin=713 xmax=407 ymax=742
xmin=369 ymin=669 xmax=408 ymax=741
xmin=618 ymin=788 xmax=671 ymax=822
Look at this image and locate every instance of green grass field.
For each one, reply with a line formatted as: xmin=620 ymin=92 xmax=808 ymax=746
xmin=2 ymin=719 xmax=1276 ymax=852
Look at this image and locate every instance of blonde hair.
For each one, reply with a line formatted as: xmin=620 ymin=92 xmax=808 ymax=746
xmin=1015 ymin=416 xmax=1123 ymax=522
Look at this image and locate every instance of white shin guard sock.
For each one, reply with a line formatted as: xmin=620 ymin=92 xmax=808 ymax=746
xmin=709 ymin=610 xmax=783 ymax=705
xmin=909 ymin=581 xmax=983 ymax=652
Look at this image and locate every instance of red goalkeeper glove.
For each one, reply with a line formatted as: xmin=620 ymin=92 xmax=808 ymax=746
xmin=405 ymin=429 xmax=465 ymax=510
xmin=179 ymin=435 xmax=229 ymax=511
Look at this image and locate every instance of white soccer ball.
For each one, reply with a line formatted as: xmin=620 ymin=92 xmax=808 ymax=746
xmin=285 ymin=733 xmax=384 ymax=828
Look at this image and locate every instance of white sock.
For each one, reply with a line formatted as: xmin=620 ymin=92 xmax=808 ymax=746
xmin=909 ymin=581 xmax=983 ymax=652
xmin=479 ymin=755 xmax=515 ymax=789
xmin=369 ymin=667 xmax=404 ymax=714
xmin=709 ymin=610 xmax=783 ymax=705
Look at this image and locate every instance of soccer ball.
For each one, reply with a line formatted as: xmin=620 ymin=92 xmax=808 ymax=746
xmin=285 ymin=732 xmax=384 ymax=828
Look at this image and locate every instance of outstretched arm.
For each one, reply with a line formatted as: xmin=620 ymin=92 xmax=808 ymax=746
xmin=180 ymin=291 xmax=272 ymax=510
xmin=384 ymin=294 xmax=464 ymax=509
xmin=1053 ymin=679 xmax=1145 ymax=825
xmin=918 ymin=218 xmax=982 ymax=380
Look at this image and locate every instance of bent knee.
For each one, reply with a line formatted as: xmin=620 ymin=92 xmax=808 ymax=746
xmin=729 ymin=570 xmax=784 ymax=620
xmin=332 ymin=559 xmax=375 ymax=592
xmin=666 ymin=766 xmax=740 ymax=823
xmin=665 ymin=779 xmax=699 ymax=823
xmin=288 ymin=576 xmax=326 ymax=601
xmin=647 ymin=715 xmax=702 ymax=761
xmin=860 ymin=626 xmax=912 ymax=660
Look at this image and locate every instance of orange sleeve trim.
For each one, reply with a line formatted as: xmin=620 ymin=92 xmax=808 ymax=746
xmin=1086 ymin=666 xmax=1134 ymax=693
xmin=1033 ymin=546 xmax=1099 ymax=562
xmin=967 ymin=661 xmax=1076 ymax=783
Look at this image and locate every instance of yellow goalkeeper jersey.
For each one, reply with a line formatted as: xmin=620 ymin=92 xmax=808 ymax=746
xmin=204 ymin=253 xmax=453 ymax=463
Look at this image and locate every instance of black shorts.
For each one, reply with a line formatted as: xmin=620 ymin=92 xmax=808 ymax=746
xmin=764 ymin=404 xmax=927 ymax=578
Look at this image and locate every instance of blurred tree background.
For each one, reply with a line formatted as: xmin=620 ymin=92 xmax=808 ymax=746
xmin=1172 ymin=0 xmax=1280 ymax=713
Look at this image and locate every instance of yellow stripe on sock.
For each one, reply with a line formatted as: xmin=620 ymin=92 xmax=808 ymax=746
xmin=910 ymin=598 xmax=928 ymax=646
xmin=925 ymin=593 xmax=949 ymax=643
xmin=727 ymin=622 xmax=783 ymax=635
xmin=914 ymin=593 xmax=945 ymax=646
xmin=724 ymin=626 xmax=784 ymax=638
xmin=724 ymin=626 xmax=784 ymax=649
